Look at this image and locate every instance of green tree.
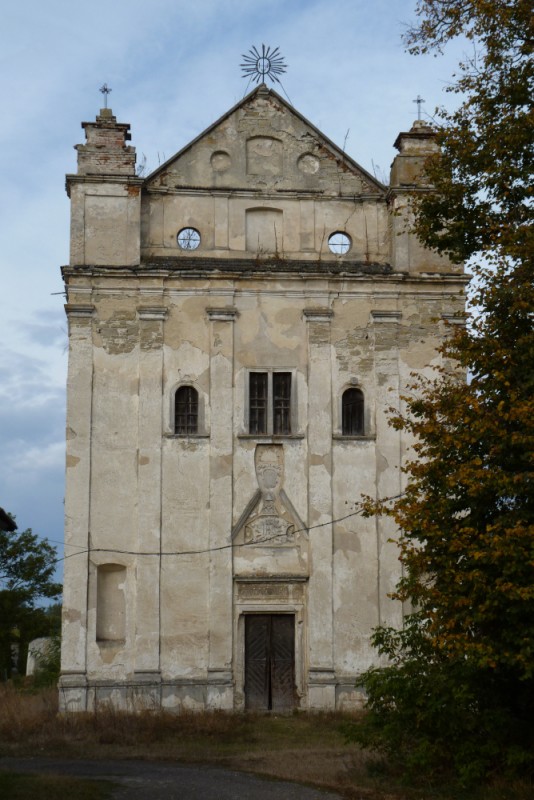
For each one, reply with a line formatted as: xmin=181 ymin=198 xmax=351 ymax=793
xmin=406 ymin=0 xmax=532 ymax=265
xmin=0 ymin=518 xmax=61 ymax=679
xmin=347 ymin=0 xmax=534 ymax=787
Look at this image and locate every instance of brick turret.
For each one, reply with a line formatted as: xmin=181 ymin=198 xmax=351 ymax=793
xmin=66 ymin=108 xmax=142 ymax=266
xmin=75 ymin=108 xmax=136 ymax=176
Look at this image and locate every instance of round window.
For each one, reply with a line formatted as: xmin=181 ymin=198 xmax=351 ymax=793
xmin=328 ymin=231 xmax=351 ymax=255
xmin=177 ymin=228 xmax=201 ymax=250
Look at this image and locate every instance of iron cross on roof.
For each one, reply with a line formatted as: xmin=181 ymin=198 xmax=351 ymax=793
xmin=99 ymin=83 xmax=112 ymax=108
xmin=413 ymin=94 xmax=425 ymax=120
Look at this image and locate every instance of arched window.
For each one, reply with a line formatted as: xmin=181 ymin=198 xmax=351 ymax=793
xmin=174 ymin=386 xmax=199 ymax=434
xmin=342 ymin=388 xmax=364 ymax=435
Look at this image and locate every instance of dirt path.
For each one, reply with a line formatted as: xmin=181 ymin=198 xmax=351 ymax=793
xmin=0 ymin=756 xmax=343 ymax=799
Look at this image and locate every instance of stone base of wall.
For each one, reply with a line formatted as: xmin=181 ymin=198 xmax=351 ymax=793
xmin=58 ymin=672 xmax=367 ymax=712
xmin=335 ymin=682 xmax=367 ymax=710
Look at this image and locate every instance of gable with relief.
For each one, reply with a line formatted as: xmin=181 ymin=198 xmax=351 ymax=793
xmin=246 ymin=136 xmax=283 ymax=176
xmin=145 ymin=86 xmax=384 ymax=197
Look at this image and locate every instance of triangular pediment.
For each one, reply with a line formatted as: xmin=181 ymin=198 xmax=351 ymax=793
xmin=232 ymin=488 xmax=307 ymax=547
xmin=145 ymin=85 xmax=385 ymax=196
xmin=231 ymin=444 xmax=307 ymax=548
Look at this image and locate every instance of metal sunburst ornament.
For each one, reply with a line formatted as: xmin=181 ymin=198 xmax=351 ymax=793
xmin=241 ymin=44 xmax=287 ymax=85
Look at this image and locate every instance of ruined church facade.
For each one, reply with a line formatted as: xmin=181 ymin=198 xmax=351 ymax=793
xmin=60 ymin=85 xmax=465 ymax=712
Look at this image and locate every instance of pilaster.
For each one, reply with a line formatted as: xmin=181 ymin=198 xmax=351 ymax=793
xmin=371 ymin=310 xmax=404 ymax=629
xmin=206 ymin=306 xmax=237 ymax=708
xmin=134 ymin=306 xmax=167 ymax=682
xmin=304 ymin=308 xmax=335 ymax=709
xmin=60 ymin=304 xmax=94 ymax=711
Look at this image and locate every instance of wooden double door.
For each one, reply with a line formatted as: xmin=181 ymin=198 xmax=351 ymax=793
xmin=244 ymin=614 xmax=296 ymax=710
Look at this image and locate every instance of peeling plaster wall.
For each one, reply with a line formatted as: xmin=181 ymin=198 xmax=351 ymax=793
xmin=61 ymin=276 xmax=464 ymax=710
xmin=60 ymin=88 xmax=466 ymax=713
xmin=142 ymin=88 xmax=391 ymax=265
xmin=151 ymin=93 xmax=376 ymax=196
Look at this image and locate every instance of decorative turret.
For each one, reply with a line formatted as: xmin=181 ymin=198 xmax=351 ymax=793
xmin=75 ymin=108 xmax=136 ymax=176
xmin=388 ymin=120 xmax=459 ymax=274
xmin=66 ymin=105 xmax=142 ymax=267
xmin=390 ymin=119 xmax=438 ymax=188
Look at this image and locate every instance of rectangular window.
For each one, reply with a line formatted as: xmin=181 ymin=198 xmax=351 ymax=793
xmin=249 ymin=371 xmax=292 ymax=435
xmin=249 ymin=372 xmax=268 ymax=434
xmin=273 ymin=372 xmax=291 ymax=434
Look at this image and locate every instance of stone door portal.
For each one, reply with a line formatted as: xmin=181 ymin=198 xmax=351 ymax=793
xmin=244 ymin=614 xmax=295 ymax=710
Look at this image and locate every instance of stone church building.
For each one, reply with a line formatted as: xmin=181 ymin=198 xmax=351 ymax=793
xmin=59 ymin=84 xmax=465 ymax=712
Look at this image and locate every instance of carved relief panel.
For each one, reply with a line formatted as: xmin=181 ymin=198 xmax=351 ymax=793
xmin=245 ymin=445 xmax=295 ymax=545
xmin=246 ymin=136 xmax=283 ymax=176
xmin=232 ymin=444 xmax=307 ymax=571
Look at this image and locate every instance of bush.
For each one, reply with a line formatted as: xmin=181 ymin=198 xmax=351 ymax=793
xmin=345 ymin=618 xmax=534 ymax=788
xmin=31 ymin=636 xmax=61 ymax=689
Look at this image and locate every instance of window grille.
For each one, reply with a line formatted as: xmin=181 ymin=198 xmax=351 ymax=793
xmin=342 ymin=388 xmax=364 ymax=435
xmin=273 ymin=372 xmax=291 ymax=434
xmin=249 ymin=373 xmax=268 ymax=434
xmin=175 ymin=386 xmax=199 ymax=434
xmin=249 ymin=371 xmax=292 ymax=435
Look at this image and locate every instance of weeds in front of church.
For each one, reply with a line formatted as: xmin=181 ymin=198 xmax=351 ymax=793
xmin=0 ymin=684 xmax=533 ymax=799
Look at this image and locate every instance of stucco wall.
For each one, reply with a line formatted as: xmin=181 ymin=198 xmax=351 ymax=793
xmin=60 ymin=87 xmax=466 ymax=712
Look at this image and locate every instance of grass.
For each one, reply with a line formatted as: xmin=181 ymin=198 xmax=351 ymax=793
xmin=0 ymin=684 xmax=532 ymax=800
xmin=0 ymin=772 xmax=113 ymax=800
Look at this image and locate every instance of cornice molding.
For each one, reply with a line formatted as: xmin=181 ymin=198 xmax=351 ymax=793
xmin=64 ymin=304 xmax=94 ymax=318
xmin=137 ymin=306 xmax=168 ymax=321
xmin=206 ymin=307 xmax=238 ymax=321
xmin=303 ymin=308 xmax=334 ymax=323
xmin=371 ymin=310 xmax=402 ymax=323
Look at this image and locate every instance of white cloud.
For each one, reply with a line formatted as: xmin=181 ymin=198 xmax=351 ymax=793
xmin=7 ymin=440 xmax=65 ymax=474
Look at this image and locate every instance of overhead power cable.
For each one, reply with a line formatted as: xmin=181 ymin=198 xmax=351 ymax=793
xmin=54 ymin=494 xmax=404 ymax=566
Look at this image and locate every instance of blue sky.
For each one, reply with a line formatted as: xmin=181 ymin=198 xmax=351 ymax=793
xmin=0 ymin=0 xmax=465 ymax=580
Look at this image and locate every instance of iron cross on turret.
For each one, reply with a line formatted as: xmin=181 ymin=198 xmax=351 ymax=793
xmin=99 ymin=83 xmax=112 ymax=109
xmin=413 ymin=94 xmax=425 ymax=120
